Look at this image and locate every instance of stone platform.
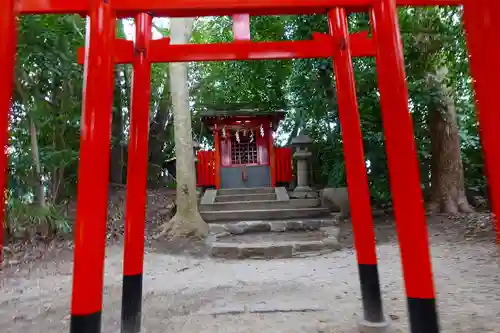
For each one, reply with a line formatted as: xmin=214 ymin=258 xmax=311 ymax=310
xmin=200 ymin=187 xmax=341 ymax=259
xmin=200 ymin=187 xmax=329 ymax=222
xmin=208 ymin=219 xmax=341 ymax=259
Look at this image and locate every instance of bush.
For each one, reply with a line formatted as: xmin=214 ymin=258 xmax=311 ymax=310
xmin=5 ymin=201 xmax=71 ymax=240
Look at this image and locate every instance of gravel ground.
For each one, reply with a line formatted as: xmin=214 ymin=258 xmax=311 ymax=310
xmin=0 ymin=215 xmax=499 ymax=333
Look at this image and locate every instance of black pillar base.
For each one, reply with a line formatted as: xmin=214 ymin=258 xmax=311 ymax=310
xmin=70 ymin=312 xmax=101 ymax=333
xmin=407 ymin=297 xmax=439 ymax=333
xmin=358 ymin=263 xmax=385 ymax=323
xmin=121 ymin=274 xmax=143 ymax=333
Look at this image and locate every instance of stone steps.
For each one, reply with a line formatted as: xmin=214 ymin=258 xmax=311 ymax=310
xmin=209 ymin=218 xmax=338 ymax=235
xmin=208 ymin=219 xmax=341 ymax=259
xmin=215 ymin=192 xmax=277 ymax=203
xmin=217 ymin=187 xmax=274 ymax=196
xmin=201 ymin=198 xmax=320 ymax=212
xmin=201 ymin=207 xmax=329 ymax=223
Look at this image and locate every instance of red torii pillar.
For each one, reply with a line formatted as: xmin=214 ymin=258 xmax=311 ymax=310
xmin=462 ymin=0 xmax=500 ymax=246
xmin=371 ymin=1 xmax=438 ymax=332
xmin=328 ymin=7 xmax=388 ymax=332
xmin=0 ymin=0 xmax=17 ymax=264
xmin=70 ymin=0 xmax=116 ymax=332
xmin=121 ymin=13 xmax=153 ymax=333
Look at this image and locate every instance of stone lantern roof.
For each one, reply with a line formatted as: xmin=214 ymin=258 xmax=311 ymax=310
xmin=290 ymin=133 xmax=313 ymax=148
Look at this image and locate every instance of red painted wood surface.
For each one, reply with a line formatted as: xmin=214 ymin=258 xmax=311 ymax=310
xmin=371 ymin=0 xmax=435 ymax=300
xmin=463 ymin=0 xmax=500 ymax=246
xmin=214 ymin=130 xmax=222 ymax=189
xmin=268 ymin=129 xmax=277 ymax=187
xmin=197 ymin=150 xmax=216 ymax=188
xmin=18 ymin=0 xmax=464 ymax=16
xmin=329 ymin=7 xmax=377 ymax=265
xmin=123 ymin=13 xmax=152 ymax=278
xmin=275 ymin=147 xmax=293 ymax=184
xmin=197 ymin=147 xmax=291 ymax=187
xmin=77 ymin=32 xmax=375 ymax=64
xmin=0 ymin=0 xmax=17 ymax=264
xmin=70 ymin=0 xmax=116 ymax=316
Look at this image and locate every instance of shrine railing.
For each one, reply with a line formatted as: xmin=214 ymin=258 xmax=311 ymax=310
xmin=196 ymin=150 xmax=216 ymax=188
xmin=196 ymin=147 xmax=293 ymax=188
xmin=275 ymin=147 xmax=293 ymax=185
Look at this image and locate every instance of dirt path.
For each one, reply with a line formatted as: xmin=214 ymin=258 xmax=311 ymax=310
xmin=0 ymin=217 xmax=499 ymax=333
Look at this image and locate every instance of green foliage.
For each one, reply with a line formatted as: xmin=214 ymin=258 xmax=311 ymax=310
xmin=12 ymin=14 xmax=85 ymax=204
xmin=191 ymin=16 xmax=291 ymax=110
xmin=8 ymin=9 xmax=486 ymax=240
xmin=6 ymin=200 xmax=70 ymax=239
xmin=187 ymin=11 xmax=483 ymax=201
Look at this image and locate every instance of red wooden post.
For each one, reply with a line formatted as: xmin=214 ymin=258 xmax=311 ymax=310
xmin=70 ymin=0 xmax=115 ymax=332
xmin=197 ymin=151 xmax=203 ymax=186
xmin=214 ymin=128 xmax=221 ymax=189
xmin=209 ymin=151 xmax=214 ymax=186
xmin=371 ymin=1 xmax=439 ymax=333
xmin=206 ymin=151 xmax=210 ymax=187
xmin=268 ymin=127 xmax=276 ymax=187
xmin=203 ymin=151 xmax=212 ymax=185
xmin=462 ymin=0 xmax=500 ymax=246
xmin=121 ymin=13 xmax=152 ymax=333
xmin=285 ymin=148 xmax=291 ymax=184
xmin=275 ymin=148 xmax=282 ymax=183
xmin=210 ymin=150 xmax=216 ymax=186
xmin=202 ymin=151 xmax=207 ymax=186
xmin=0 ymin=0 xmax=17 ymax=264
xmin=196 ymin=151 xmax=201 ymax=187
xmin=328 ymin=8 xmax=387 ymax=330
xmin=275 ymin=147 xmax=292 ymax=184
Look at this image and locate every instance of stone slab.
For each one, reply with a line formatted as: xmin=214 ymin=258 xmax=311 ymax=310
xmin=201 ymin=198 xmax=320 ymax=212
xmin=217 ymin=187 xmax=274 ymax=196
xmin=208 ymin=219 xmax=337 ymax=235
xmin=201 ymin=207 xmax=329 ymax=222
xmin=275 ymin=187 xmax=290 ymax=201
xmin=215 ymin=193 xmax=277 ymax=203
xmin=209 ymin=226 xmax=341 ymax=259
xmin=290 ymin=188 xmax=318 ymax=199
xmin=200 ymin=189 xmax=217 ymax=205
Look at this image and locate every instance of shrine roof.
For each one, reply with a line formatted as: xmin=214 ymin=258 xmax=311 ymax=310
xmin=199 ymin=108 xmax=286 ymax=120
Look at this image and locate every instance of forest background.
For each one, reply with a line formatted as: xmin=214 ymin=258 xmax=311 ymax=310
xmin=7 ymin=7 xmax=485 ymax=237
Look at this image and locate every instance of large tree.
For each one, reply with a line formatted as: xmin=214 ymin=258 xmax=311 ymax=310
xmin=400 ymin=7 xmax=474 ymax=213
xmin=159 ymin=18 xmax=208 ymax=239
xmin=426 ymin=67 xmax=473 ymax=213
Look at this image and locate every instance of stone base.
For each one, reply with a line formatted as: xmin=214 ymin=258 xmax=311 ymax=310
xmin=290 ymin=186 xmax=318 ymax=199
xmin=208 ymin=220 xmax=341 ymax=259
xmin=358 ymin=318 xmax=391 ymax=333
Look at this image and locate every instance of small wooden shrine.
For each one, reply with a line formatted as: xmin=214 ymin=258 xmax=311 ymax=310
xmin=196 ymin=109 xmax=293 ymax=189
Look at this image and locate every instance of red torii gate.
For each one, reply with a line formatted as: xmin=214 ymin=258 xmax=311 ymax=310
xmin=1 ymin=1 xmax=499 ymax=333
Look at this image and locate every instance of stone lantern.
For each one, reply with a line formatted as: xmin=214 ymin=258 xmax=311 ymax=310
xmin=290 ymin=134 xmax=317 ymax=198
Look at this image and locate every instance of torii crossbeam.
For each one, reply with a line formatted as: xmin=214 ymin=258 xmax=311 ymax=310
xmin=18 ymin=0 xmax=463 ymax=16
xmin=1 ymin=1 xmax=499 ymax=333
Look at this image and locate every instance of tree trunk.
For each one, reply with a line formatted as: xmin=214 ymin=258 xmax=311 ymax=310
xmin=50 ymin=79 xmax=69 ymax=204
xmin=159 ymin=18 xmax=208 ymax=239
xmin=148 ymin=77 xmax=171 ymax=186
xmin=15 ymin=73 xmax=47 ymax=208
xmin=426 ymin=68 xmax=474 ymax=214
xmin=29 ymin=116 xmax=46 ymax=208
xmin=110 ymin=66 xmax=125 ymax=184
